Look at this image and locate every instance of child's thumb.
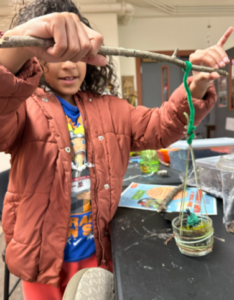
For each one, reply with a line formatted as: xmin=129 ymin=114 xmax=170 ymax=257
xmin=82 ymin=55 xmax=107 ymax=66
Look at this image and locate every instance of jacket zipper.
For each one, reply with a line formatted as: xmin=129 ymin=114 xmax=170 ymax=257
xmin=76 ymin=96 xmax=106 ymax=266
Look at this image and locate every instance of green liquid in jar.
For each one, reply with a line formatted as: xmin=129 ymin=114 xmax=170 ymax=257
xmin=139 ymin=150 xmax=159 ymax=173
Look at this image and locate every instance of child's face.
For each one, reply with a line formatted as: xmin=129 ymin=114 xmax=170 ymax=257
xmin=43 ymin=61 xmax=87 ymax=102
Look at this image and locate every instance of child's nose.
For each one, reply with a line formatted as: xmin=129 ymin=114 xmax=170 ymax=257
xmin=61 ymin=61 xmax=76 ymax=69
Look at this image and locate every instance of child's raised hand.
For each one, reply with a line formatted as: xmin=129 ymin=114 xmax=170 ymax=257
xmin=4 ymin=12 xmax=106 ymax=66
xmin=189 ymin=27 xmax=233 ymax=99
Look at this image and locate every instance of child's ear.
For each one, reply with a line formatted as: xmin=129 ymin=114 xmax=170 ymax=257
xmin=38 ymin=58 xmax=46 ymax=67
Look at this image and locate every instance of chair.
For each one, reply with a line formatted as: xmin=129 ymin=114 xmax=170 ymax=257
xmin=0 ymin=169 xmax=10 ymax=219
xmin=63 ymin=268 xmax=115 ymax=300
xmin=0 ymin=169 xmax=21 ymax=300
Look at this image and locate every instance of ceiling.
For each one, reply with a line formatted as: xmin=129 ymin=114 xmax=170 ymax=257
xmin=116 ymin=0 xmax=234 ymax=17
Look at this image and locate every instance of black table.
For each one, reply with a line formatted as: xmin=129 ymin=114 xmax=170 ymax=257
xmin=123 ymin=162 xmax=182 ymax=186
xmin=111 ymin=165 xmax=234 ymax=300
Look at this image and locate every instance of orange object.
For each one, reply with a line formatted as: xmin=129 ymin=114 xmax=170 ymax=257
xmin=147 ymin=186 xmax=187 ymax=200
xmin=157 ymin=149 xmax=170 ymax=163
xmin=210 ymin=146 xmax=233 ymax=153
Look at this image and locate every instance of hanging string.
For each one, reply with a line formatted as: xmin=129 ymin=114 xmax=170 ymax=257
xmin=183 ymin=61 xmax=196 ymax=145
xmin=180 ymin=61 xmax=210 ymax=229
xmin=167 ymin=61 xmax=214 ymax=252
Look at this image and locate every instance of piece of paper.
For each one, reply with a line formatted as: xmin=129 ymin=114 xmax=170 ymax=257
xmin=225 ymin=117 xmax=234 ymax=132
xmin=119 ymin=183 xmax=217 ymax=215
xmin=129 ymin=156 xmax=140 ymax=163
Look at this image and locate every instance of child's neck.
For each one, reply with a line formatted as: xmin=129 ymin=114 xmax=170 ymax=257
xmin=57 ymin=93 xmax=76 ymax=107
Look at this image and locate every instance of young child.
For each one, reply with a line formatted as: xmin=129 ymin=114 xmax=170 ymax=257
xmin=0 ymin=0 xmax=232 ymax=299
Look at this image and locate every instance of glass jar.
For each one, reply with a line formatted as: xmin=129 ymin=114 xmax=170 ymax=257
xmin=139 ymin=150 xmax=159 ymax=173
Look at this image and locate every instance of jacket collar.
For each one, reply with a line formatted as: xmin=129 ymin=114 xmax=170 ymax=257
xmin=33 ymin=88 xmax=71 ymax=150
xmin=33 ymin=88 xmax=99 ymax=149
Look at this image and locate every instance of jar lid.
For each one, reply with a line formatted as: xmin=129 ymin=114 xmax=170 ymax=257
xmin=217 ymin=154 xmax=234 ymax=172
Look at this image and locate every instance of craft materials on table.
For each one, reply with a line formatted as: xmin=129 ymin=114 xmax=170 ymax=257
xmin=187 ymin=155 xmax=222 ymax=198
xmin=130 ymin=151 xmax=168 ymax=169
xmin=172 ymin=214 xmax=214 ymax=257
xmin=157 ymin=149 xmax=170 ymax=163
xmin=129 ymin=156 xmax=140 ymax=163
xmin=123 ymin=161 xmax=181 ymax=185
xmin=119 ymin=182 xmax=217 ymax=215
xmin=168 ymin=138 xmax=234 ymax=174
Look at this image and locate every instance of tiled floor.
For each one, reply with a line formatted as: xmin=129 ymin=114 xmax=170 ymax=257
xmin=0 ymin=222 xmax=24 ymax=300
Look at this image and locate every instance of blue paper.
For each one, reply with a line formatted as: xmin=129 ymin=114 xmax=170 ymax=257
xmin=119 ymin=183 xmax=217 ymax=215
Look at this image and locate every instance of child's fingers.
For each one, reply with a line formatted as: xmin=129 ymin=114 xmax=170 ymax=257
xmin=46 ymin=14 xmax=69 ymax=59
xmin=49 ymin=13 xmax=90 ymax=62
xmin=70 ymin=14 xmax=93 ymax=63
xmin=190 ymin=50 xmax=217 ymax=68
xmin=210 ymin=45 xmax=230 ymax=67
xmin=71 ymin=20 xmax=105 ymax=65
xmin=80 ymin=24 xmax=106 ymax=65
xmin=217 ymin=27 xmax=234 ymax=47
xmin=62 ymin=14 xmax=83 ymax=61
xmin=196 ymin=71 xmax=220 ymax=82
xmin=208 ymin=72 xmax=220 ymax=80
xmin=12 ymin=12 xmax=104 ymax=63
xmin=82 ymin=24 xmax=104 ymax=57
xmin=41 ymin=12 xmax=93 ymax=62
xmin=206 ymin=48 xmax=227 ymax=68
xmin=189 ymin=29 xmax=232 ymax=89
xmin=63 ymin=14 xmax=83 ymax=62
xmin=190 ymin=47 xmax=229 ymax=72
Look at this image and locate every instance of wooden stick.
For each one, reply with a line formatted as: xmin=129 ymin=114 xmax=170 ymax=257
xmin=164 ymin=233 xmax=175 ymax=245
xmin=0 ymin=36 xmax=229 ymax=77
xmin=172 ymin=48 xmax=179 ymax=59
xmin=214 ymin=236 xmax=225 ymax=242
xmin=158 ymin=183 xmax=185 ymax=213
xmin=159 ymin=159 xmax=170 ymax=167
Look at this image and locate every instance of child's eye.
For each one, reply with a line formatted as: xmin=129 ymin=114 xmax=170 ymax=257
xmin=71 ymin=142 xmax=74 ymax=146
xmin=82 ymin=141 xmax=85 ymax=144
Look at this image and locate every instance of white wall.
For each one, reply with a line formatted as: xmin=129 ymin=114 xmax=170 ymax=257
xmin=0 ymin=16 xmax=10 ymax=171
xmin=0 ymin=153 xmax=11 ymax=172
xmin=118 ymin=16 xmax=234 ymax=88
xmin=84 ymin=12 xmax=121 ymax=91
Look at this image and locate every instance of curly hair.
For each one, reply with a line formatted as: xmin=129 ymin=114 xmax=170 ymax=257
xmin=9 ymin=0 xmax=119 ymax=96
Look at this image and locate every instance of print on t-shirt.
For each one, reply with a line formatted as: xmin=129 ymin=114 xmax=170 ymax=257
xmin=56 ymin=95 xmax=95 ymax=262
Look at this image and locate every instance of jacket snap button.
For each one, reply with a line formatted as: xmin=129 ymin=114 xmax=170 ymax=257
xmin=89 ymin=98 xmax=92 ymax=102
xmin=104 ymin=184 xmax=109 ymax=189
xmin=42 ymin=98 xmax=49 ymax=103
xmin=98 ymin=136 xmax=104 ymax=141
xmin=65 ymin=147 xmax=71 ymax=153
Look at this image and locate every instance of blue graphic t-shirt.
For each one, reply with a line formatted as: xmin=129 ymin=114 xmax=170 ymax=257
xmin=56 ymin=95 xmax=95 ymax=262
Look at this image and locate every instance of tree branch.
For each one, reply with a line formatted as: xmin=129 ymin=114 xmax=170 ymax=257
xmin=157 ymin=184 xmax=185 ymax=213
xmin=172 ymin=48 xmax=179 ymax=59
xmin=0 ymin=36 xmax=229 ymax=76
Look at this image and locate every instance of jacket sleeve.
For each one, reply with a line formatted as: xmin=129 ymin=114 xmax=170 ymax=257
xmin=130 ymin=77 xmax=217 ymax=151
xmin=0 ymin=32 xmax=42 ymax=153
xmin=0 ymin=31 xmax=42 ymax=152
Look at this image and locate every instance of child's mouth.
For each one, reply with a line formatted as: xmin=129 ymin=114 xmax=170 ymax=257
xmin=60 ymin=77 xmax=78 ymax=84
